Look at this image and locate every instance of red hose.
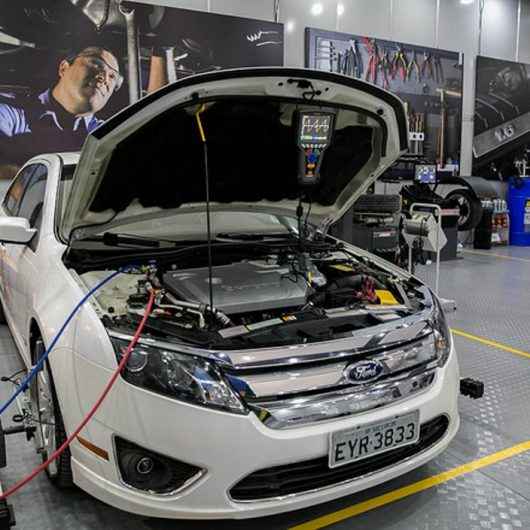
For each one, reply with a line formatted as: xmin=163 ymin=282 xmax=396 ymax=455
xmin=0 ymin=289 xmax=156 ymax=500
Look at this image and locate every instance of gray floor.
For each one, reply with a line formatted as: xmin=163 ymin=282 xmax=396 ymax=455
xmin=1 ymin=246 xmax=530 ymax=529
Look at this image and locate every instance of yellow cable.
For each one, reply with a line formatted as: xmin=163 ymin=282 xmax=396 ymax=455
xmin=194 ymin=103 xmax=207 ymax=143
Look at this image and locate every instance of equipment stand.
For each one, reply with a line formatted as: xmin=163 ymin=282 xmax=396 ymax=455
xmin=409 ymin=203 xmax=457 ymax=312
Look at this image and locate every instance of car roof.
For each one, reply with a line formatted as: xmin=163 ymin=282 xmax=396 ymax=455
xmin=58 ymin=152 xmax=80 ymax=165
xmin=24 ymin=152 xmax=80 ymax=166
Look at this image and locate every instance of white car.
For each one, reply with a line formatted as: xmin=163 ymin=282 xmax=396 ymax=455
xmin=0 ymin=68 xmax=459 ymax=519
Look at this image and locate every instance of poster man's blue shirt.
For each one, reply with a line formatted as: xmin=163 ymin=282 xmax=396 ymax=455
xmin=0 ymin=89 xmax=102 ymax=137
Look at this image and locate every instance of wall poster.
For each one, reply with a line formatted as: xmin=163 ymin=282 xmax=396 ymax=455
xmin=306 ymin=28 xmax=463 ymax=176
xmin=473 ymin=55 xmax=530 ymax=171
xmin=0 ymin=0 xmax=284 ymax=178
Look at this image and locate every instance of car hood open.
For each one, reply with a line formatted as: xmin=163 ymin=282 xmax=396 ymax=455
xmin=61 ymin=68 xmax=408 ymax=243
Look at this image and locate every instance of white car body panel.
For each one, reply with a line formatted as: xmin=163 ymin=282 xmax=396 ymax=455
xmin=70 ymin=346 xmax=458 ymax=519
xmin=0 ymin=70 xmax=458 ymax=519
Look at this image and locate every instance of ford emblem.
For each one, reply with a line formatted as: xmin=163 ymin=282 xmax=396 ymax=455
xmin=345 ymin=360 xmax=384 ymax=385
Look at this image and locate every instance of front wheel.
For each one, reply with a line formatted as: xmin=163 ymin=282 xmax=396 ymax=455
xmin=31 ymin=340 xmax=73 ymax=488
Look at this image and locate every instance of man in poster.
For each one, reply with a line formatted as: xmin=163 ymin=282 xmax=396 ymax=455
xmin=0 ymin=0 xmax=283 ymax=182
xmin=0 ymin=46 xmax=122 ymax=179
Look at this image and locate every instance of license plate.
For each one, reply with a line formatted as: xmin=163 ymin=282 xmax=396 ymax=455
xmin=329 ymin=411 xmax=420 ymax=468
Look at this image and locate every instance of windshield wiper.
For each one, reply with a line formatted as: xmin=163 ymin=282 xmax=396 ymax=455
xmin=216 ymin=232 xmax=295 ymax=241
xmin=67 ymin=235 xmax=340 ymax=271
xmin=83 ymin=232 xmax=178 ymax=248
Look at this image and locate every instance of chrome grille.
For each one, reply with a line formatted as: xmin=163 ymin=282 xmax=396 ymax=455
xmin=227 ymin=335 xmax=438 ymax=429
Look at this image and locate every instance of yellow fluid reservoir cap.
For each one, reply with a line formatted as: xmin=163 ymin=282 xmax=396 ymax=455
xmin=330 ymin=264 xmax=354 ymax=272
xmin=375 ymin=289 xmax=399 ymax=305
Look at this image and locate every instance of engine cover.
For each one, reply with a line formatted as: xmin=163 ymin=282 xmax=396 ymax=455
xmin=162 ymin=262 xmax=309 ymax=315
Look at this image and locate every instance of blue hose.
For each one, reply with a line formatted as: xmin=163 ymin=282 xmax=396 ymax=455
xmin=0 ymin=267 xmax=131 ymax=417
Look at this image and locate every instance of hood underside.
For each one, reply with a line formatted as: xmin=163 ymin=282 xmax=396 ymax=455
xmin=63 ymin=68 xmax=408 ymax=242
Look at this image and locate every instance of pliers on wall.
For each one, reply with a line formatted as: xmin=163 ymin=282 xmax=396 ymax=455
xmin=350 ymin=39 xmax=362 ymax=78
xmin=378 ymin=48 xmax=392 ymax=89
xmin=363 ymin=37 xmax=379 ymax=84
xmin=434 ymin=54 xmax=444 ymax=84
xmin=421 ymin=51 xmax=434 ymax=80
xmin=407 ymin=50 xmax=421 ymax=83
xmin=391 ymin=44 xmax=408 ymax=82
xmin=340 ymin=39 xmax=362 ymax=78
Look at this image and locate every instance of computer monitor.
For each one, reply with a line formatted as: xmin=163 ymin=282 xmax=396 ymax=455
xmin=414 ymin=164 xmax=438 ymax=184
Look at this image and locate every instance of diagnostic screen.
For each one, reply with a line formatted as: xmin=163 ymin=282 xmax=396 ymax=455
xmin=300 ymin=114 xmax=333 ymax=143
xmin=414 ymin=164 xmax=438 ymax=184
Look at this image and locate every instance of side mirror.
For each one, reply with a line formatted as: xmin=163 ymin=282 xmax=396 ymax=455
xmin=0 ymin=217 xmax=37 ymax=244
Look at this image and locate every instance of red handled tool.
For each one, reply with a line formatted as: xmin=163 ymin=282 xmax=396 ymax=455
xmin=407 ymin=50 xmax=421 ymax=83
xmin=391 ymin=44 xmax=408 ymax=82
xmin=363 ymin=37 xmax=379 ymax=84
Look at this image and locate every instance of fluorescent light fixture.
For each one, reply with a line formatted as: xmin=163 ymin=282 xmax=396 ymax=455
xmin=460 ymin=0 xmax=474 ymax=4
xmin=311 ymin=2 xmax=324 ymax=16
xmin=337 ymin=3 xmax=345 ymax=16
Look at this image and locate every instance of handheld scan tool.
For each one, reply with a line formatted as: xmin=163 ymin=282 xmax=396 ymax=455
xmin=296 ymin=111 xmax=335 ymax=186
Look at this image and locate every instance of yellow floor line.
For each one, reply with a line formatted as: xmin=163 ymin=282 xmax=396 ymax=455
xmin=462 ymin=249 xmax=530 ymax=263
xmin=451 ymin=328 xmax=530 ymax=360
xmin=290 ymin=328 xmax=530 ymax=530
xmin=289 ymin=441 xmax=530 ymax=530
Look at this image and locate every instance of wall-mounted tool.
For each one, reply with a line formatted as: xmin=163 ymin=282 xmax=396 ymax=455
xmin=421 ymin=51 xmax=434 ymax=80
xmin=340 ymin=39 xmax=362 ymax=78
xmin=408 ymin=110 xmax=425 ymax=156
xmin=379 ymin=48 xmax=392 ymax=90
xmin=391 ymin=44 xmax=408 ymax=82
xmin=407 ymin=50 xmax=421 ymax=83
xmin=363 ymin=38 xmax=379 ymax=84
xmin=434 ymin=54 xmax=444 ymax=84
xmin=315 ymin=40 xmax=337 ymax=72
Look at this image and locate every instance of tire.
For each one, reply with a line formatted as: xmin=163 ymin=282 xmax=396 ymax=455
xmin=445 ymin=189 xmax=483 ymax=231
xmin=353 ymin=194 xmax=401 ymax=215
xmin=31 ymin=340 xmax=73 ymax=488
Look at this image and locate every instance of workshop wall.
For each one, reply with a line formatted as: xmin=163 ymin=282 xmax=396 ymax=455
xmin=519 ymin=0 xmax=530 ymax=63
xmin=140 ymin=0 xmax=528 ymax=177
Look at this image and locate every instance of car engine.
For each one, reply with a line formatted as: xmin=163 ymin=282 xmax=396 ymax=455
xmin=78 ymin=243 xmax=422 ymax=349
xmin=162 ymin=261 xmax=309 ymax=315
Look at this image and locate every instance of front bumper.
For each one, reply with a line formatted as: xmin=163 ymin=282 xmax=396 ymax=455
xmin=70 ymin=345 xmax=459 ymax=519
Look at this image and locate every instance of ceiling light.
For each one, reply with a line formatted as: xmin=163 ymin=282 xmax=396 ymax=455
xmin=310 ymin=3 xmax=324 ymax=16
xmin=286 ymin=20 xmax=295 ymax=33
xmin=337 ymin=3 xmax=345 ymax=16
xmin=460 ymin=0 xmax=474 ymax=4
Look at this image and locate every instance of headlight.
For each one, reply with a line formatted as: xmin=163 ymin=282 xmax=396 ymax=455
xmin=111 ymin=337 xmax=247 ymax=415
xmin=430 ymin=292 xmax=452 ymax=367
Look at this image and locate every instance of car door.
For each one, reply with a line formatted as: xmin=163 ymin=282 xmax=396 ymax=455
xmin=1 ymin=163 xmax=48 ymax=356
xmin=0 ymin=164 xmax=38 ymax=319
